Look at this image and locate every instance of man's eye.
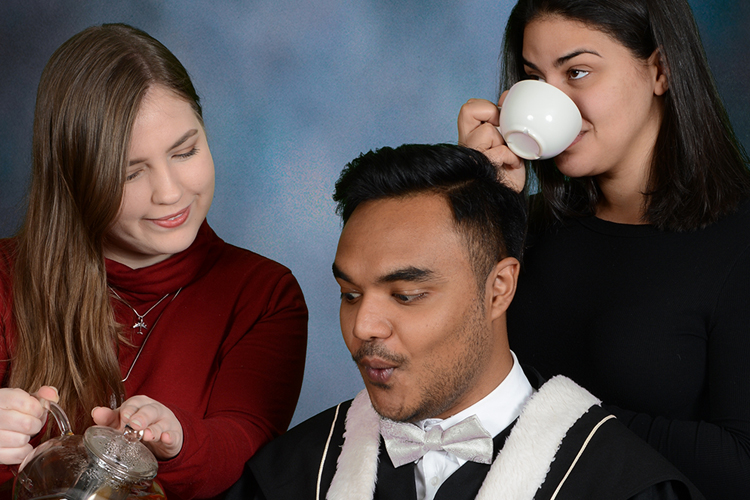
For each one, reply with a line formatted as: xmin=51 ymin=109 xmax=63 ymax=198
xmin=393 ymin=293 xmax=425 ymax=304
xmin=340 ymin=292 xmax=361 ymax=302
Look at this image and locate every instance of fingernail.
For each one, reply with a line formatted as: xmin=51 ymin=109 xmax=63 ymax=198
xmin=130 ymin=418 xmax=142 ymax=428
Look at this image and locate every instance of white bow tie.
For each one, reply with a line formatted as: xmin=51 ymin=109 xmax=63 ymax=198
xmin=380 ymin=414 xmax=494 ymax=468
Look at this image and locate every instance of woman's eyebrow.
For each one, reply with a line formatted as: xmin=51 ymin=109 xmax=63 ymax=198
xmin=554 ymin=49 xmax=601 ymax=67
xmin=522 ymin=49 xmax=602 ymax=71
xmin=168 ymin=129 xmax=198 ymax=150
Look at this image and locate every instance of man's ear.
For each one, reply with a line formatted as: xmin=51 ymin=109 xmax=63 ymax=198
xmin=649 ymin=48 xmax=669 ymax=96
xmin=487 ymin=257 xmax=520 ymax=320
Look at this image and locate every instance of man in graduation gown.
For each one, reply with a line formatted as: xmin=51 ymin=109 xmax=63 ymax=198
xmin=228 ymin=144 xmax=703 ymax=500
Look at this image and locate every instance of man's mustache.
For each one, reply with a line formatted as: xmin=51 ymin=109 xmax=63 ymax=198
xmin=352 ymin=342 xmax=408 ymax=365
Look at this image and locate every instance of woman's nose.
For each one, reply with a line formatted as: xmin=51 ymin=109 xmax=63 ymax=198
xmin=151 ymin=165 xmax=183 ymax=205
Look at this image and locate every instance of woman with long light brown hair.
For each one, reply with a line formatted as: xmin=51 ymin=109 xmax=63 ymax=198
xmin=0 ymin=23 xmax=307 ymax=499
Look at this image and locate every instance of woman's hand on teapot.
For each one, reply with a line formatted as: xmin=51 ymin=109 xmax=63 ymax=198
xmin=0 ymin=386 xmax=59 ymax=465
xmin=457 ymin=95 xmax=526 ymax=192
xmin=91 ymin=395 xmax=183 ymax=460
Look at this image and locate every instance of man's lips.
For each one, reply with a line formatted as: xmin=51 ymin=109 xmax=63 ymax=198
xmin=359 ymin=358 xmax=397 ymax=385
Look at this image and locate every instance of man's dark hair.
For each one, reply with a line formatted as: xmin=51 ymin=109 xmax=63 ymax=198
xmin=333 ymin=144 xmax=527 ymax=286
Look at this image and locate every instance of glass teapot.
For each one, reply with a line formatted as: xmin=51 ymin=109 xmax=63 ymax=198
xmin=13 ymin=402 xmax=159 ymax=500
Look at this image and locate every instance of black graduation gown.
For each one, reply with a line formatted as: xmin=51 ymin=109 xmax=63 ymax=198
xmin=228 ymin=377 xmax=704 ymax=500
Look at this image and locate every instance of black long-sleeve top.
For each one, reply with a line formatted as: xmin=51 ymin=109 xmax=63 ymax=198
xmin=508 ymin=200 xmax=750 ymax=499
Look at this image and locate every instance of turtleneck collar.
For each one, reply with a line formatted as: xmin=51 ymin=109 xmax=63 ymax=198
xmin=106 ymin=220 xmax=224 ymax=301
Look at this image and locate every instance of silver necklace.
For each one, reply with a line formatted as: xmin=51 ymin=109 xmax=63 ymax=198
xmin=109 ymin=286 xmax=183 ymax=383
xmin=109 ymin=287 xmax=171 ymax=335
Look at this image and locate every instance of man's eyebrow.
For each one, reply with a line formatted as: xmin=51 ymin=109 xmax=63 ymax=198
xmin=332 ymin=262 xmax=351 ymax=282
xmin=128 ymin=129 xmax=199 ymax=166
xmin=377 ymin=267 xmax=435 ymax=284
xmin=522 ymin=49 xmax=602 ymax=71
xmin=332 ymin=263 xmax=437 ymax=284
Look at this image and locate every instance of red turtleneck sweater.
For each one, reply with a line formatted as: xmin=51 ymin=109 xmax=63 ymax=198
xmin=0 ymin=222 xmax=308 ymax=499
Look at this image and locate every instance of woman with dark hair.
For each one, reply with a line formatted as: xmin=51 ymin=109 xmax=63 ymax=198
xmin=0 ymin=24 xmax=307 ymax=499
xmin=458 ymin=0 xmax=750 ymax=497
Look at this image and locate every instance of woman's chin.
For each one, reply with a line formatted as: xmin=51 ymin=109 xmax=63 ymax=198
xmin=552 ymin=154 xmax=593 ymax=179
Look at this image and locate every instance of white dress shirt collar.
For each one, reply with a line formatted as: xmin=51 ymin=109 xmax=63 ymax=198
xmin=413 ymin=351 xmax=534 ymax=500
xmin=418 ymin=350 xmax=533 ymax=437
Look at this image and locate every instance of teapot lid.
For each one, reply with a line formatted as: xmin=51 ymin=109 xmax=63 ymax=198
xmin=84 ymin=425 xmax=158 ymax=481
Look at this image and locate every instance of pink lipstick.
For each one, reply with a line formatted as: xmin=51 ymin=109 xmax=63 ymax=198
xmin=150 ymin=205 xmax=191 ymax=228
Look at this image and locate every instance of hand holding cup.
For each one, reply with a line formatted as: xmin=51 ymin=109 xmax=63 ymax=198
xmin=458 ymin=97 xmax=526 ymax=192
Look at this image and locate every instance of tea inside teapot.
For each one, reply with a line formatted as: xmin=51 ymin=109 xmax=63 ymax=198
xmin=13 ymin=402 xmax=159 ymax=500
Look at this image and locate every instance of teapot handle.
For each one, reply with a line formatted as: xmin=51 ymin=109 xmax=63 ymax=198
xmin=46 ymin=401 xmax=74 ymax=436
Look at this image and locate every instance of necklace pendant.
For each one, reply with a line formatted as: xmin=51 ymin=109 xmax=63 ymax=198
xmin=133 ymin=318 xmax=148 ymax=334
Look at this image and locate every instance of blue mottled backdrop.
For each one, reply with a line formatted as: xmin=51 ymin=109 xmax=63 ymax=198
xmin=1 ymin=1 xmax=748 ymax=425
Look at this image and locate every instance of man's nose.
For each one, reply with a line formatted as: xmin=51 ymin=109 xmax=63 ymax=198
xmin=351 ymin=296 xmax=392 ymax=342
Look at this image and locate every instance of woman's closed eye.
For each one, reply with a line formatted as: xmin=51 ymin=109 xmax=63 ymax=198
xmin=174 ymin=147 xmax=199 ymax=160
xmin=125 ymin=169 xmax=143 ymax=182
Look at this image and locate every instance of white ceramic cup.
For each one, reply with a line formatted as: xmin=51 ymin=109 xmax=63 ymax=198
xmin=497 ymin=80 xmax=582 ymax=160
